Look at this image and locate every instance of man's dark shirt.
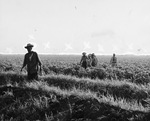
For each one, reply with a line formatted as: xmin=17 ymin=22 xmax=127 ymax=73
xmin=23 ymin=51 xmax=41 ymax=74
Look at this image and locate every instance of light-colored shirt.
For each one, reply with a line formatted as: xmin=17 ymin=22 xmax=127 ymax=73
xmin=91 ymin=56 xmax=98 ymax=66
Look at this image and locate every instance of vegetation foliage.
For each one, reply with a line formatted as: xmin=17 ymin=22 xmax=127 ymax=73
xmin=0 ymin=54 xmax=150 ymax=121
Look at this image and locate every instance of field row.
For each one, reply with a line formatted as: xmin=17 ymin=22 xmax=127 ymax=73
xmin=0 ymin=75 xmax=150 ymax=120
xmin=1 ymin=55 xmax=150 ymax=84
xmin=1 ymin=72 xmax=150 ymax=101
xmin=0 ymin=72 xmax=150 ymax=108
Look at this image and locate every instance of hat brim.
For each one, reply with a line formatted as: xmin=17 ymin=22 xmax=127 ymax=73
xmin=25 ymin=45 xmax=33 ymax=49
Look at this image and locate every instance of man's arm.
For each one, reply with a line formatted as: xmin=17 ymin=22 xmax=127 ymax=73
xmin=110 ymin=57 xmax=112 ymax=64
xmin=80 ymin=57 xmax=83 ymax=65
xmin=21 ymin=55 xmax=27 ymax=71
xmin=36 ymin=53 xmax=42 ymax=72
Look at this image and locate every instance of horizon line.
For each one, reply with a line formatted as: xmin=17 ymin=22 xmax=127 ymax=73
xmin=0 ymin=52 xmax=150 ymax=56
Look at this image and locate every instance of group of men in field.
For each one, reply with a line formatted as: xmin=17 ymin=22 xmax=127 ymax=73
xmin=80 ymin=52 xmax=98 ymax=69
xmin=80 ymin=52 xmax=117 ymax=69
xmin=21 ymin=43 xmax=117 ymax=80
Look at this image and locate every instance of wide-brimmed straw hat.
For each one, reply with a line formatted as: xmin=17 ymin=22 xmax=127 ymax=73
xmin=25 ymin=43 xmax=34 ymax=49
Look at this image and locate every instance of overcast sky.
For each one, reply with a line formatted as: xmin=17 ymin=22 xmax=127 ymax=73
xmin=0 ymin=0 xmax=150 ymax=55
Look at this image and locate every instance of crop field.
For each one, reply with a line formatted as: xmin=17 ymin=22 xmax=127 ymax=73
xmin=0 ymin=54 xmax=150 ymax=121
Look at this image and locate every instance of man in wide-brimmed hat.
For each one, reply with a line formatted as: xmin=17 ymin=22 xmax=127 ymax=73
xmin=21 ymin=43 xmax=42 ymax=80
xmin=80 ymin=52 xmax=88 ymax=69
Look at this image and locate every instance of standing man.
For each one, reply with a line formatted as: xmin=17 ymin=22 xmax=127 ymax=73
xmin=110 ymin=53 xmax=117 ymax=67
xmin=80 ymin=52 xmax=88 ymax=69
xmin=21 ymin=43 xmax=42 ymax=80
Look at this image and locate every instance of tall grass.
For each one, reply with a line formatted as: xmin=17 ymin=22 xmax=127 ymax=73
xmin=0 ymin=72 xmax=150 ymax=120
xmin=0 ymin=72 xmax=150 ymax=101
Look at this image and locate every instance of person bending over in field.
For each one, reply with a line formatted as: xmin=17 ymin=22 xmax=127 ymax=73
xmin=91 ymin=53 xmax=98 ymax=67
xmin=80 ymin=52 xmax=88 ymax=69
xmin=21 ymin=43 xmax=42 ymax=80
xmin=110 ymin=53 xmax=117 ymax=67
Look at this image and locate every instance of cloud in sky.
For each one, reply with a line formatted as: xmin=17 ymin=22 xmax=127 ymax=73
xmin=98 ymin=44 xmax=104 ymax=52
xmin=83 ymin=41 xmax=91 ymax=50
xmin=129 ymin=44 xmax=134 ymax=50
xmin=64 ymin=43 xmax=73 ymax=51
xmin=91 ymin=30 xmax=115 ymax=38
xmin=28 ymin=35 xmax=35 ymax=41
xmin=43 ymin=41 xmax=50 ymax=50
xmin=123 ymin=51 xmax=136 ymax=55
xmin=136 ymin=48 xmax=149 ymax=55
xmin=121 ymin=43 xmax=136 ymax=55
xmin=6 ymin=48 xmax=13 ymax=54
xmin=128 ymin=43 xmax=136 ymax=54
xmin=112 ymin=45 xmax=119 ymax=53
xmin=1 ymin=0 xmax=150 ymax=55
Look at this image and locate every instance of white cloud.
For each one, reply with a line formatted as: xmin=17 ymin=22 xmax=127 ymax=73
xmin=98 ymin=44 xmax=104 ymax=52
xmin=83 ymin=41 xmax=91 ymax=50
xmin=64 ymin=43 xmax=73 ymax=51
xmin=1 ymin=0 xmax=150 ymax=55
xmin=112 ymin=45 xmax=119 ymax=52
xmin=6 ymin=48 xmax=13 ymax=54
xmin=123 ymin=51 xmax=136 ymax=55
xmin=128 ymin=43 xmax=134 ymax=50
xmin=28 ymin=34 xmax=35 ymax=41
xmin=136 ymin=48 xmax=149 ymax=55
xmin=91 ymin=30 xmax=115 ymax=38
xmin=123 ymin=43 xmax=136 ymax=55
xmin=58 ymin=52 xmax=80 ymax=55
xmin=43 ymin=41 xmax=50 ymax=50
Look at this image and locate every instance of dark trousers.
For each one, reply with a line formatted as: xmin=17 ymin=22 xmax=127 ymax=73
xmin=28 ymin=72 xmax=38 ymax=80
xmin=82 ymin=61 xmax=87 ymax=69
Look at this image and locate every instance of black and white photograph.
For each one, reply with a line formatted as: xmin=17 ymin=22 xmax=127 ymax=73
xmin=0 ymin=0 xmax=150 ymax=120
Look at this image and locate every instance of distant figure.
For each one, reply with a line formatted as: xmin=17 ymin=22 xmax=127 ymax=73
xmin=91 ymin=53 xmax=98 ymax=67
xmin=110 ymin=53 xmax=117 ymax=67
xmin=87 ymin=54 xmax=92 ymax=67
xmin=80 ymin=52 xmax=88 ymax=69
xmin=21 ymin=43 xmax=42 ymax=80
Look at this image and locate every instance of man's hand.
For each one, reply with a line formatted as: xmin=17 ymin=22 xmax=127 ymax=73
xmin=20 ymin=67 xmax=23 ymax=72
xmin=40 ymin=66 xmax=42 ymax=72
xmin=21 ymin=65 xmax=25 ymax=72
xmin=39 ymin=65 xmax=42 ymax=76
